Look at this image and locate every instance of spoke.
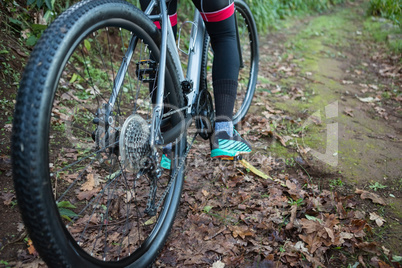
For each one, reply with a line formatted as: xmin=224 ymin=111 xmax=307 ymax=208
xmin=94 ymin=31 xmax=114 ymax=90
xmin=80 ymin=47 xmax=105 ymax=102
xmin=65 ymin=61 xmax=108 ymax=106
xmin=101 ymin=172 xmax=119 ymax=259
xmin=109 ymin=33 xmax=138 ymax=108
xmin=55 ymin=155 xmax=97 ymax=203
xmin=53 ymin=140 xmax=119 ymax=175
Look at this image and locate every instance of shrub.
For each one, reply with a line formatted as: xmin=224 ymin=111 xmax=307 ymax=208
xmin=367 ymin=0 xmax=402 ymax=26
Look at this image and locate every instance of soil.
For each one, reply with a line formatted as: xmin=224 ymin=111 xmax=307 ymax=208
xmin=0 ymin=1 xmax=401 ymax=267
xmin=253 ymin=1 xmax=402 ymax=254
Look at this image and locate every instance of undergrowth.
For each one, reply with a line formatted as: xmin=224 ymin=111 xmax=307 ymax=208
xmin=367 ymin=0 xmax=402 ymax=27
xmin=180 ymin=0 xmax=354 ymax=32
xmin=1 ymin=1 xmax=400 ymax=48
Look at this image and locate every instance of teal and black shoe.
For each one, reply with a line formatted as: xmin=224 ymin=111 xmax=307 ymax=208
xmin=210 ymin=130 xmax=252 ymax=159
xmin=160 ymin=149 xmax=172 ymax=170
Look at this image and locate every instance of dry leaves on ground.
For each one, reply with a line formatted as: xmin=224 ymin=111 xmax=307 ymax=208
xmin=154 ymin=144 xmax=393 ymax=267
xmin=355 ymin=188 xmax=387 ymax=205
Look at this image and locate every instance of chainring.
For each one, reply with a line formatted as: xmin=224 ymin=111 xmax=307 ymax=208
xmin=195 ymin=89 xmax=215 ymax=140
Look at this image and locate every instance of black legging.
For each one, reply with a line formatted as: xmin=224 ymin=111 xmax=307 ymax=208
xmin=140 ymin=0 xmax=239 ymax=122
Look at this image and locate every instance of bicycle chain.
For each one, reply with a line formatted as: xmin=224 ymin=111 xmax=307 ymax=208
xmin=146 ymin=35 xmax=196 ymax=214
xmin=148 ymin=132 xmax=198 ymax=214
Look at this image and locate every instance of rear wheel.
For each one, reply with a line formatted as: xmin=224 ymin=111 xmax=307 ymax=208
xmin=12 ymin=0 xmax=185 ymax=267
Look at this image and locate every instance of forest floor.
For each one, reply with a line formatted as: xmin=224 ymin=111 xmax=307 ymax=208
xmin=0 ymin=0 xmax=401 ymax=267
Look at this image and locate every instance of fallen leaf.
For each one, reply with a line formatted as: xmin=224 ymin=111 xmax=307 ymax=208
xmin=344 ymin=108 xmax=354 ymax=117
xmin=350 ymin=219 xmax=368 ymax=237
xmin=299 ymin=233 xmax=322 ymax=254
xmin=86 ymin=85 xmax=100 ymax=95
xmin=339 ymin=232 xmax=354 ymax=243
xmin=27 ymin=239 xmax=38 ymax=256
xmin=274 ymin=133 xmax=292 ymax=147
xmin=21 ymin=29 xmax=30 ymax=39
xmin=356 ymin=95 xmax=381 ymax=103
xmin=355 ymin=189 xmax=386 ymax=205
xmin=124 ymin=191 xmax=135 ymax=203
xmin=342 ymin=80 xmax=354 ymax=85
xmin=229 ymin=225 xmax=255 ymax=239
xmin=285 ymin=205 xmax=298 ymax=230
xmin=293 ymin=241 xmax=308 ymax=253
xmin=325 ymin=226 xmax=336 ymax=243
xmin=298 ymin=146 xmax=311 ymax=154
xmin=278 ymin=66 xmax=292 ymax=72
xmin=356 ymin=242 xmax=379 ymax=254
xmin=202 ymin=189 xmax=209 ymax=197
xmin=369 ymin=212 xmax=386 ymax=227
xmin=204 ymin=226 xmax=226 ymax=241
xmin=144 ymin=216 xmax=157 ymax=226
xmin=378 ymin=260 xmax=393 ymax=268
xmin=80 ymin=173 xmax=100 ymax=191
xmin=354 ymin=210 xmax=366 ymax=219
xmin=1 ymin=191 xmax=15 ymax=205
xmin=358 ymin=255 xmax=367 ymax=268
xmin=304 ymin=253 xmax=325 ymax=268
xmin=239 ymin=159 xmax=270 ymax=180
xmin=300 ymin=219 xmax=321 ymax=234
xmin=211 ymin=260 xmax=225 ymax=268
xmin=3 ymin=124 xmax=12 ymax=132
xmin=262 ymin=111 xmax=274 ymax=119
xmin=17 ymin=223 xmax=25 ymax=232
xmin=77 ymin=187 xmax=101 ymax=200
xmin=381 ymin=246 xmax=390 ymax=255
xmin=374 ymin=106 xmax=388 ymax=120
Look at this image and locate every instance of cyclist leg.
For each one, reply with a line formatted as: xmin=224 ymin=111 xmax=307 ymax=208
xmin=192 ymin=0 xmax=252 ymax=158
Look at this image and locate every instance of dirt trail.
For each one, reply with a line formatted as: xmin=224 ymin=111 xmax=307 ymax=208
xmin=255 ymin=1 xmax=402 ymax=253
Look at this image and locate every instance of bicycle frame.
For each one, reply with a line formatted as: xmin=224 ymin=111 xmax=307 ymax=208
xmin=146 ymin=0 xmax=207 ymax=147
xmin=106 ymin=0 xmax=207 ymax=147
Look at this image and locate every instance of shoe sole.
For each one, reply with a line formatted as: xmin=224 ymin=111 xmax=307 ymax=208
xmin=211 ymin=149 xmax=251 ymax=159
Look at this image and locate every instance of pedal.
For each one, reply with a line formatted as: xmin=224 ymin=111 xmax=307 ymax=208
xmin=135 ymin=59 xmax=156 ymax=83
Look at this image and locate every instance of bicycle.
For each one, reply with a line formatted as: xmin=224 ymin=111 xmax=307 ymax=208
xmin=12 ymin=0 xmax=259 ymax=266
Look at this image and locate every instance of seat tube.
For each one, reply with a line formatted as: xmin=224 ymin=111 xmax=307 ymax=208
xmin=150 ymin=0 xmax=169 ymax=147
xmin=186 ymin=9 xmax=206 ymax=115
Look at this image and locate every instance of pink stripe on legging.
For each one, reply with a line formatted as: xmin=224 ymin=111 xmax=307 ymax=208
xmin=200 ymin=2 xmax=234 ymax=22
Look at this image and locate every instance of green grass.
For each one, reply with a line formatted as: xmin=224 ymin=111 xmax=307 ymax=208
xmin=369 ymin=182 xmax=387 ymax=191
xmin=367 ymin=0 xmax=402 ymax=27
xmin=364 ymin=17 xmax=402 ymax=53
xmin=366 ymin=0 xmax=402 ymax=52
xmin=329 ymin=178 xmax=344 ymax=189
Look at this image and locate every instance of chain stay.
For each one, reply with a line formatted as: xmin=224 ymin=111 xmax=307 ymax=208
xmin=146 ymin=132 xmax=198 ymax=214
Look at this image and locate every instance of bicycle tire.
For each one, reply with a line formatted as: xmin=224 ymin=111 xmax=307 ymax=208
xmin=200 ymin=0 xmax=259 ymax=126
xmin=12 ymin=0 xmax=186 ymax=267
xmin=233 ymin=0 xmax=259 ymax=125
